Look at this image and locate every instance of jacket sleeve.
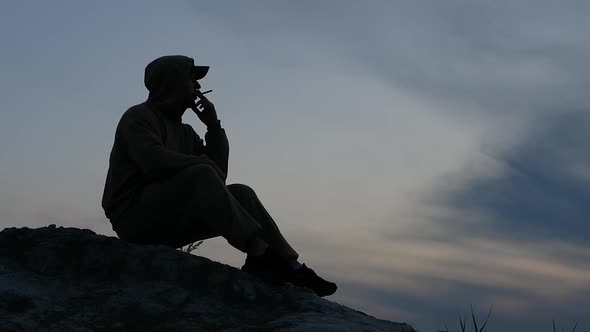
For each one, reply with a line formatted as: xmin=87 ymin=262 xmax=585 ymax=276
xmin=120 ymin=113 xmax=213 ymax=181
xmin=204 ymin=120 xmax=229 ymax=180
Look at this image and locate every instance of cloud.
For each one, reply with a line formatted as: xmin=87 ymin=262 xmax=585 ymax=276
xmin=441 ymin=110 xmax=590 ymax=245
xmin=366 ymin=109 xmax=590 ymax=330
xmin=191 ymin=1 xmax=590 ymax=120
xmin=339 ymin=1 xmax=590 ymax=114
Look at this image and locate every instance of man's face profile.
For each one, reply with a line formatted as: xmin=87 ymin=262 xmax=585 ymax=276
xmin=186 ymin=68 xmax=202 ymax=107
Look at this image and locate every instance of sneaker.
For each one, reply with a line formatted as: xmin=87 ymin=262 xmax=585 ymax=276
xmin=281 ymin=264 xmax=337 ymax=297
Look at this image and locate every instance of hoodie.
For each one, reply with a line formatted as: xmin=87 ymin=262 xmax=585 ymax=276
xmin=102 ymin=55 xmax=229 ymax=222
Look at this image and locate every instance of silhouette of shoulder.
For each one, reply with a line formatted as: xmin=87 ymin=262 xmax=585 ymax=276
xmin=120 ymin=103 xmax=156 ymax=124
xmin=115 ymin=103 xmax=162 ymax=135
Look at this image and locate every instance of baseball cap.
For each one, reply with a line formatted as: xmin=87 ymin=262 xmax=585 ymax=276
xmin=192 ymin=65 xmax=209 ymax=80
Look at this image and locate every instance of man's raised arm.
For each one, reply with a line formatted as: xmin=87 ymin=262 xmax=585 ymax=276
xmin=191 ymin=91 xmax=229 ymax=181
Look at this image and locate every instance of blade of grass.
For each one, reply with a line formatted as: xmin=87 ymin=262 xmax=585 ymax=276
xmin=471 ymin=305 xmax=479 ymax=332
xmin=571 ymin=321 xmax=579 ymax=332
xmin=458 ymin=313 xmax=466 ymax=332
xmin=479 ymin=306 xmax=493 ymax=332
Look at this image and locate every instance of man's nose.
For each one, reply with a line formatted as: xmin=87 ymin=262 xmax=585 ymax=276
xmin=195 ymin=81 xmax=201 ymax=90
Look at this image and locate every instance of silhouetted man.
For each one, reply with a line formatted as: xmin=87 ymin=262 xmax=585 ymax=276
xmin=102 ymin=55 xmax=336 ymax=297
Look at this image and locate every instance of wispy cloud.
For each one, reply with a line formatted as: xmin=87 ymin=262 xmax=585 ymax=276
xmin=441 ymin=111 xmax=590 ymax=245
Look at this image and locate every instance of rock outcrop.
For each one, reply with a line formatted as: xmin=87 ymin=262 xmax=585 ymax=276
xmin=0 ymin=225 xmax=416 ymax=331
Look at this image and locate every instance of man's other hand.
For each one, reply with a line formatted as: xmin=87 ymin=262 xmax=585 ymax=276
xmin=191 ymin=91 xmax=218 ymax=127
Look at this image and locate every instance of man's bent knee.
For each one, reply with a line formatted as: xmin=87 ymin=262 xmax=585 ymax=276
xmin=227 ymin=183 xmax=256 ymax=197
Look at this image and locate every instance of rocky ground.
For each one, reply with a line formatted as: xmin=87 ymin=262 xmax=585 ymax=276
xmin=0 ymin=225 xmax=417 ymax=331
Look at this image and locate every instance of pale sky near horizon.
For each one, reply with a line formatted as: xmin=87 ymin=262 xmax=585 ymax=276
xmin=1 ymin=1 xmax=590 ymax=331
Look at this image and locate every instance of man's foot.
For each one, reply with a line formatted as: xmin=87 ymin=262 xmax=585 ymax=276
xmin=281 ymin=263 xmax=337 ymax=297
xmin=241 ymin=250 xmax=337 ymax=297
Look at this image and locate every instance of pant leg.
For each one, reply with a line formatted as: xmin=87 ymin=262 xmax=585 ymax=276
xmin=227 ymin=184 xmax=299 ymax=260
xmin=114 ymin=164 xmax=262 ymax=251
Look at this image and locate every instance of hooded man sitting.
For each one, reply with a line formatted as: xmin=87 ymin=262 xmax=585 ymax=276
xmin=102 ymin=55 xmax=337 ymax=297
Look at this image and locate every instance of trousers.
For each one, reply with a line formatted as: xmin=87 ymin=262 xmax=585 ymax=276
xmin=112 ymin=164 xmax=299 ymax=260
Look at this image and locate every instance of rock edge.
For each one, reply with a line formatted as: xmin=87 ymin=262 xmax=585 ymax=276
xmin=0 ymin=225 xmax=416 ymax=332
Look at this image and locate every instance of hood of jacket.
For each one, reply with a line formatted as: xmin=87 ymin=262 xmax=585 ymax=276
xmin=144 ymin=55 xmax=195 ymax=121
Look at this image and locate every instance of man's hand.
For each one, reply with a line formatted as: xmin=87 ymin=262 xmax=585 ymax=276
xmin=191 ymin=91 xmax=218 ymax=127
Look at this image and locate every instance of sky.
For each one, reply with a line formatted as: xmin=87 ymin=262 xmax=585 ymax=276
xmin=1 ymin=1 xmax=589 ymax=331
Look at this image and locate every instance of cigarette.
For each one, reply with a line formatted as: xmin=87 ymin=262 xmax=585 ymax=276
xmin=201 ymin=90 xmax=213 ymax=95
